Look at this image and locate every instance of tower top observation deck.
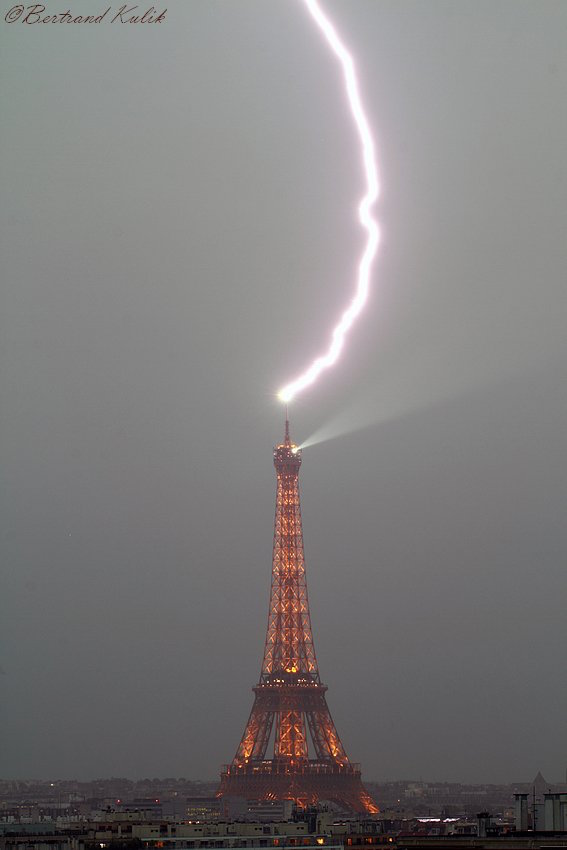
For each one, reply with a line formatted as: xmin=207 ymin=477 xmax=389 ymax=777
xmin=274 ymin=415 xmax=301 ymax=470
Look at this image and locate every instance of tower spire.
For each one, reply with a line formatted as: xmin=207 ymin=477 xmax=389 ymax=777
xmin=284 ymin=405 xmax=290 ymax=445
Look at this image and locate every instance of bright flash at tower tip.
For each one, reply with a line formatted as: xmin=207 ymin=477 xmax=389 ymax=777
xmin=277 ymin=0 xmax=380 ymax=405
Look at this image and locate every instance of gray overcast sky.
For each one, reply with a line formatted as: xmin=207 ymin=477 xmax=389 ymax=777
xmin=1 ymin=1 xmax=566 ymax=784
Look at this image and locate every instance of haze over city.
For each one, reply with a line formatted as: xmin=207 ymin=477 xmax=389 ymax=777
xmin=1 ymin=0 xmax=566 ymax=786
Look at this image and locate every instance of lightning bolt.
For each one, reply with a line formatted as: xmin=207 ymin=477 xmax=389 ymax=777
xmin=278 ymin=0 xmax=380 ymax=404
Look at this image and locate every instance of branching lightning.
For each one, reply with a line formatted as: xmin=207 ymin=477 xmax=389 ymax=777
xmin=278 ymin=0 xmax=380 ymax=404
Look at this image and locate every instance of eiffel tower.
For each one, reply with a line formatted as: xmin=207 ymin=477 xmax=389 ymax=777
xmin=218 ymin=418 xmax=378 ymax=813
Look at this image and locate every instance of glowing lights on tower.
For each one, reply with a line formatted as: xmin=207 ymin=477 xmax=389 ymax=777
xmin=218 ymin=420 xmax=378 ymax=813
xmin=277 ymin=0 xmax=380 ymax=404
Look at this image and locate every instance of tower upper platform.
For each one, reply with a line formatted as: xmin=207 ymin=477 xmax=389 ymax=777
xmin=273 ymin=416 xmax=302 ymax=472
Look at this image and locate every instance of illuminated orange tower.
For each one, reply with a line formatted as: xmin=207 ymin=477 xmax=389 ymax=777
xmin=218 ymin=418 xmax=377 ymax=814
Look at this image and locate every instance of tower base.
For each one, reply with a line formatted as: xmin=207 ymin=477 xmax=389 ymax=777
xmin=218 ymin=761 xmax=378 ymax=814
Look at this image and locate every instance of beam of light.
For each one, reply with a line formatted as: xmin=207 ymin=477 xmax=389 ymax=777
xmin=277 ymin=0 xmax=380 ymax=404
xmin=299 ymin=329 xmax=562 ymax=450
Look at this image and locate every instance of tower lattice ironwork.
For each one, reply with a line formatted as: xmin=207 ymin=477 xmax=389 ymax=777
xmin=218 ymin=419 xmax=378 ymax=814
